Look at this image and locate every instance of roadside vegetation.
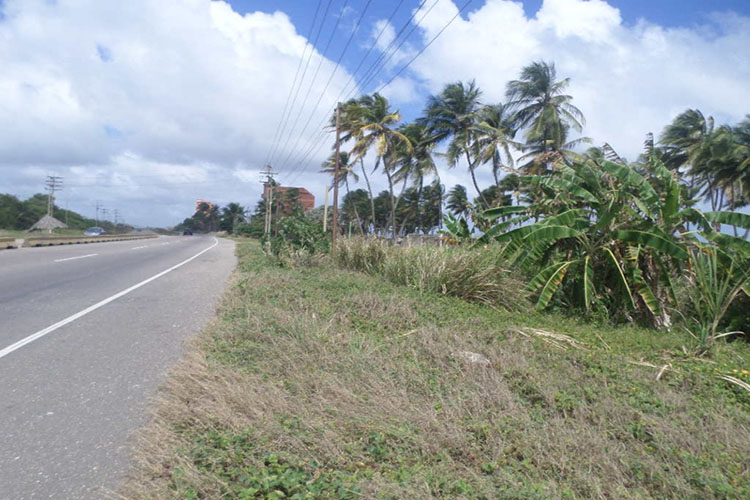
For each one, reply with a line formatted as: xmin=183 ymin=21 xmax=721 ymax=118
xmin=123 ymin=239 xmax=749 ymax=499
xmin=0 ymin=193 xmax=134 ymax=233
xmin=124 ymin=60 xmax=749 ymax=498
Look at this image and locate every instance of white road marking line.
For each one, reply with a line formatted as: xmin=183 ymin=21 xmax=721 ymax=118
xmin=131 ymin=245 xmax=149 ymax=250
xmin=0 ymin=237 xmax=220 ymax=360
xmin=54 ymin=253 xmax=98 ymax=263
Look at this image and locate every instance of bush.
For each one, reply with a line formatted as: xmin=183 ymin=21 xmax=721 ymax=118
xmin=333 ymin=237 xmax=528 ymax=311
xmin=269 ymin=215 xmax=329 ymax=257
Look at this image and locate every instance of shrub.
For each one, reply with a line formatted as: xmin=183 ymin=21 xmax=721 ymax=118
xmin=269 ymin=215 xmax=329 ymax=256
xmin=333 ymin=237 xmax=528 ymax=311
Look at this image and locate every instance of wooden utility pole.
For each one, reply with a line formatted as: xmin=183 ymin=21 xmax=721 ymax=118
xmin=331 ymin=103 xmax=341 ymax=246
xmin=322 ymin=183 xmax=330 ymax=233
xmin=260 ymin=165 xmax=275 ymax=237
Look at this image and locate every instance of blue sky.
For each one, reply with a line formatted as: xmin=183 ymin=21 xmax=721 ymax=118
xmin=0 ymin=0 xmax=748 ymax=225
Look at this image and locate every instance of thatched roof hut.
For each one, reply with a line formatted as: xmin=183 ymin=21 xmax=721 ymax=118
xmin=29 ymin=214 xmax=68 ymax=232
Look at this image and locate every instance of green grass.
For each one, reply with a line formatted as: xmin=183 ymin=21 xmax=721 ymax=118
xmin=0 ymin=228 xmax=86 ymax=237
xmin=124 ymin=239 xmax=750 ymax=499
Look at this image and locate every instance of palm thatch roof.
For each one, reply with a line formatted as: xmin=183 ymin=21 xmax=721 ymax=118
xmin=29 ymin=214 xmax=68 ymax=231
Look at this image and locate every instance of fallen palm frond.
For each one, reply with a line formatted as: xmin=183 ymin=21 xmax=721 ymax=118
xmin=719 ymin=375 xmax=750 ymax=393
xmin=510 ymin=327 xmax=588 ymax=350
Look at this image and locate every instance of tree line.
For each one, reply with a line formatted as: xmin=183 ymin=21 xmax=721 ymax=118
xmin=0 ymin=193 xmax=133 ymax=233
xmin=321 ymin=61 xmax=748 ymax=237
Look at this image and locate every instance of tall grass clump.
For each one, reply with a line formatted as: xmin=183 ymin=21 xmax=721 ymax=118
xmin=682 ymin=247 xmax=750 ymax=345
xmin=333 ymin=237 xmax=528 ymax=311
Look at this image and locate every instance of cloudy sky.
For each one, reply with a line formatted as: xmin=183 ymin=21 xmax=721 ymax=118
xmin=1 ymin=0 xmax=748 ymax=227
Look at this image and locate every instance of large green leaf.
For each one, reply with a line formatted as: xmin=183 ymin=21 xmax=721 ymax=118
xmin=481 ymin=214 xmax=532 ymax=240
xmin=483 ymin=205 xmax=529 ymax=221
xmin=524 ymin=225 xmax=582 ymax=245
xmin=521 ymin=175 xmax=598 ymax=204
xmin=602 ymin=247 xmax=636 ymax=309
xmin=631 ymin=266 xmax=662 ymax=317
xmin=703 ymin=232 xmax=750 ymax=256
xmin=703 ymin=211 xmax=750 ymax=229
xmin=615 ymin=230 xmax=688 ymax=260
xmin=680 ymin=208 xmax=712 ymax=232
xmin=542 ymin=208 xmax=588 ymax=228
xmin=601 ymin=160 xmax=659 ymax=206
xmin=535 ymin=261 xmax=573 ymax=311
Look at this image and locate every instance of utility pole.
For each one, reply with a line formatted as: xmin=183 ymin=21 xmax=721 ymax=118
xmin=322 ymin=183 xmax=330 ymax=233
xmin=260 ymin=165 xmax=276 ymax=237
xmin=95 ymin=201 xmax=103 ymax=225
xmin=331 ymin=103 xmax=341 ymax=246
xmin=45 ymin=175 xmax=63 ymax=217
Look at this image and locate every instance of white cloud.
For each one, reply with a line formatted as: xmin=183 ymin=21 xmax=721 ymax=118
xmin=0 ymin=0 xmax=350 ymax=225
xmin=396 ymin=0 xmax=750 ymax=177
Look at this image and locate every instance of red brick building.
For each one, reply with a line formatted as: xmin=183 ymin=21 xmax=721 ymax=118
xmin=194 ymin=199 xmax=216 ymax=214
xmin=263 ymin=186 xmax=315 ymax=214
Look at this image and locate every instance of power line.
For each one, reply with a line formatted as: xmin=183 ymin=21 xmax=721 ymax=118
xmin=272 ymin=0 xmax=350 ymax=169
xmin=357 ymin=0 xmax=441 ymax=93
xmin=282 ymin=0 xmax=436 ymax=181
xmin=45 ymin=175 xmax=63 ymax=217
xmin=288 ymin=0 xmax=473 ymax=185
xmin=277 ymin=0 xmax=374 ymax=173
xmin=267 ymin=0 xmax=334 ymax=168
xmin=376 ymin=0 xmax=473 ymax=93
xmin=262 ymin=0 xmax=324 ymax=168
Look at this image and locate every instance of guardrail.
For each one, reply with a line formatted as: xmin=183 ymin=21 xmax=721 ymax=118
xmin=0 ymin=237 xmax=20 ymax=249
xmin=0 ymin=233 xmax=159 ymax=250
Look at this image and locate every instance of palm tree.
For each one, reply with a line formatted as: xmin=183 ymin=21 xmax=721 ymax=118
xmin=474 ymin=103 xmax=521 ymax=202
xmin=505 ymin=61 xmax=586 ymax=170
xmin=338 ymin=98 xmax=376 ymax=232
xmin=220 ymin=202 xmax=246 ymax=233
xmin=421 ymin=80 xmax=488 ymax=205
xmin=348 ymin=93 xmax=411 ymax=237
xmin=446 ymin=184 xmax=472 ymax=219
xmin=394 ymin=122 xmax=439 ymax=233
xmin=320 ymin=151 xmax=364 ymax=234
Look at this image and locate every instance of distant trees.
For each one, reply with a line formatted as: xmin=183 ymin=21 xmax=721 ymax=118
xmin=0 ymin=193 xmax=130 ymax=232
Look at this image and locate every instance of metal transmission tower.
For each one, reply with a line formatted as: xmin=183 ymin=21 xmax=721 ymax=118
xmin=95 ymin=201 xmax=103 ymax=225
xmin=45 ymin=175 xmax=63 ymax=217
xmin=113 ymin=209 xmax=121 ymax=231
xmin=259 ymin=165 xmax=276 ymax=237
xmin=101 ymin=208 xmax=109 ymax=223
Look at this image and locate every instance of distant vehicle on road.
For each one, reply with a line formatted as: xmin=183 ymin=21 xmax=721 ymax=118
xmin=182 ymin=229 xmax=193 ymax=236
xmin=83 ymin=227 xmax=105 ymax=236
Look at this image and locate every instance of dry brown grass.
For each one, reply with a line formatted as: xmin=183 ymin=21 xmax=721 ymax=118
xmin=121 ymin=240 xmax=750 ymax=499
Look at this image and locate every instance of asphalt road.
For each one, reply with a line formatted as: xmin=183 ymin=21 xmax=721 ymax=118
xmin=0 ymin=235 xmax=236 ymax=499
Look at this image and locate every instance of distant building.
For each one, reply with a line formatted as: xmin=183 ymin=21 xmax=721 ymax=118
xmin=194 ymin=199 xmax=216 ymax=214
xmin=263 ymin=186 xmax=315 ymax=214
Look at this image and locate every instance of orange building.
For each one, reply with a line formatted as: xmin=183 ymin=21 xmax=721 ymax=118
xmin=194 ymin=199 xmax=216 ymax=214
xmin=263 ymin=186 xmax=315 ymax=214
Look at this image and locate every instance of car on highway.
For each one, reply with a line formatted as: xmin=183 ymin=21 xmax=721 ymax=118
xmin=182 ymin=229 xmax=193 ymax=235
xmin=83 ymin=226 xmax=105 ymax=236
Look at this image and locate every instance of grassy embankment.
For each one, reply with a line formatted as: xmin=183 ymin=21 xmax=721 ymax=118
xmin=123 ymin=239 xmax=749 ymax=499
xmin=0 ymin=228 xmax=85 ymax=237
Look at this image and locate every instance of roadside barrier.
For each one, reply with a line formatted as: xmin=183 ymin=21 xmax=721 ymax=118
xmin=0 ymin=234 xmax=159 ymax=250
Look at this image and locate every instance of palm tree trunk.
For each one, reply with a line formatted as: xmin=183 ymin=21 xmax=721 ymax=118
xmin=360 ymin=157 xmax=376 ymax=235
xmin=384 ymin=158 xmax=396 ymax=239
xmin=417 ymin=177 xmax=424 ymax=234
xmin=392 ymin=173 xmax=410 ymax=237
xmin=345 ymin=178 xmax=365 ymax=236
xmin=466 ymin=151 xmax=488 ymax=206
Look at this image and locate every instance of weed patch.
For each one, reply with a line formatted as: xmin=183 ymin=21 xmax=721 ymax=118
xmin=123 ymin=240 xmax=750 ymax=499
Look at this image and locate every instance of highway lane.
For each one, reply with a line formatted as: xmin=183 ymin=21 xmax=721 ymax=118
xmin=0 ymin=235 xmax=236 ymax=498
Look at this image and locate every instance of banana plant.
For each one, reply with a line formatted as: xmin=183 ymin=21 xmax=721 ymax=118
xmin=483 ymin=151 xmax=750 ymax=326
